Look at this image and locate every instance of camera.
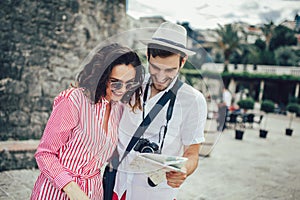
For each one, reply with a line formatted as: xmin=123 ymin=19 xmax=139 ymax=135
xmin=134 ymin=138 xmax=160 ymax=154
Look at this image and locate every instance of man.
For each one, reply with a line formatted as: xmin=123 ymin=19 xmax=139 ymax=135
xmin=217 ymin=87 xmax=232 ymax=131
xmin=222 ymin=87 xmax=232 ymax=109
xmin=113 ymin=22 xmax=207 ymax=200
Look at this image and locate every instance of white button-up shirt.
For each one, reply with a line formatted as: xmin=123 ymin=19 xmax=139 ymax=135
xmin=114 ymin=74 xmax=207 ymax=200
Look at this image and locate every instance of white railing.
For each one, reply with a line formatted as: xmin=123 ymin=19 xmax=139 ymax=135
xmin=201 ymin=63 xmax=300 ymax=77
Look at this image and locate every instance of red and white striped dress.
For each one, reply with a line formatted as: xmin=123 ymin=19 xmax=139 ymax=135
xmin=31 ymin=88 xmax=123 ymax=200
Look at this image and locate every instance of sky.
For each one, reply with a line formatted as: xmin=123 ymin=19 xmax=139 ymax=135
xmin=127 ymin=0 xmax=300 ymax=29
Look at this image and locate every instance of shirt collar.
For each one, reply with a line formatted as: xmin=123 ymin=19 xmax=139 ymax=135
xmin=101 ymin=97 xmax=110 ymax=104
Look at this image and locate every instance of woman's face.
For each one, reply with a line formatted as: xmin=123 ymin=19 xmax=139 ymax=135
xmin=106 ymin=64 xmax=137 ymax=102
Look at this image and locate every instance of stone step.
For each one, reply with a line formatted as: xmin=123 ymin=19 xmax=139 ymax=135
xmin=0 ymin=140 xmax=40 ymax=172
xmin=0 ymin=130 xmax=220 ymax=170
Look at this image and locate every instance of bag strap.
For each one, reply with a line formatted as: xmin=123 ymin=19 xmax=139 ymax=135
xmin=119 ymin=78 xmax=183 ymax=164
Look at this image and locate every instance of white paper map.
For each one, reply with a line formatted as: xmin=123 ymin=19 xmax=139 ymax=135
xmin=128 ymin=153 xmax=188 ymax=173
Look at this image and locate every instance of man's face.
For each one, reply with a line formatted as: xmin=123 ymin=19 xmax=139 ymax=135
xmin=149 ymin=54 xmax=184 ymax=91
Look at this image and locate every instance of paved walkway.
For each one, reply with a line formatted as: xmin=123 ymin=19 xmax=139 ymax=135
xmin=0 ymin=114 xmax=299 ymax=200
xmin=178 ymin=114 xmax=300 ymax=200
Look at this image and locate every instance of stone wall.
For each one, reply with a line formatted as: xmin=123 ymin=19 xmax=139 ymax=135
xmin=0 ymin=0 xmax=128 ymax=141
xmin=0 ymin=149 xmax=37 ymax=171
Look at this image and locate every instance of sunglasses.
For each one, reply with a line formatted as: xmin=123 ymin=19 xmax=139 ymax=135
xmin=109 ymin=79 xmax=140 ymax=91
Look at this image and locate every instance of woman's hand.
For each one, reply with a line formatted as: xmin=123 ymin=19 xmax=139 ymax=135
xmin=63 ymin=181 xmax=90 ymax=200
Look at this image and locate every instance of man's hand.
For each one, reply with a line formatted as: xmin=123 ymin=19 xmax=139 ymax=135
xmin=63 ymin=181 xmax=90 ymax=200
xmin=166 ymin=167 xmax=187 ymax=188
xmin=166 ymin=143 xmax=201 ymax=188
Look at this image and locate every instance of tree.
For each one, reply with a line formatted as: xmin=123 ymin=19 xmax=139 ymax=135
xmin=247 ymin=45 xmax=261 ymax=66
xmin=260 ymin=100 xmax=275 ymax=130
xmin=214 ymin=51 xmax=223 ymax=63
xmin=254 ymin=38 xmax=266 ymax=51
xmin=239 ymin=44 xmax=257 ymax=70
xmin=286 ymin=103 xmax=300 ymax=129
xmin=260 ymin=22 xmax=275 ymax=51
xmin=274 ymin=46 xmax=299 ymax=66
xmin=269 ymin=25 xmax=297 ymax=51
xmin=215 ymin=24 xmax=241 ymax=72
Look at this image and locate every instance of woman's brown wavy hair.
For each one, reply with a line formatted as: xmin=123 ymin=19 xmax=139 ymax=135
xmin=75 ymin=43 xmax=144 ymax=111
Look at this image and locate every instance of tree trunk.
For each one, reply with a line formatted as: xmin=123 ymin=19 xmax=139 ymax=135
xmin=263 ymin=114 xmax=268 ymax=130
xmin=288 ymin=115 xmax=293 ymax=129
xmin=223 ymin=60 xmax=229 ymax=72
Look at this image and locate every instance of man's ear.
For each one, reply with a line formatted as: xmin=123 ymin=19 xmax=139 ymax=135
xmin=180 ymin=56 xmax=188 ymax=68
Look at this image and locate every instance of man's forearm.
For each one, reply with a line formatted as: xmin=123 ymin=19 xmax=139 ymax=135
xmin=183 ymin=143 xmax=200 ymax=176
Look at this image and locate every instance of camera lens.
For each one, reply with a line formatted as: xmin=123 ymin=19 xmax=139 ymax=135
xmin=148 ymin=177 xmax=157 ymax=187
xmin=141 ymin=146 xmax=155 ymax=153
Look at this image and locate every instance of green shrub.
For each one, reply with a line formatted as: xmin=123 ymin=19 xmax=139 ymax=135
xmin=286 ymin=103 xmax=300 ymax=114
xmin=260 ymin=100 xmax=275 ymax=113
xmin=237 ymin=98 xmax=255 ymax=110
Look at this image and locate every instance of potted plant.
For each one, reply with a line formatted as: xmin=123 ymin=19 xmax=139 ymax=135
xmin=285 ymin=103 xmax=300 ymax=136
xmin=259 ymin=100 xmax=275 ymax=138
xmin=237 ymin=98 xmax=255 ymax=113
xmin=235 ymin=98 xmax=255 ymax=140
xmin=234 ymin=114 xmax=245 ymax=140
xmin=235 ymin=128 xmax=244 ymax=140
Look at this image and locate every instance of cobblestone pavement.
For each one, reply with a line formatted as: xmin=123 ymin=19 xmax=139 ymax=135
xmin=1 ymin=114 xmax=299 ymax=200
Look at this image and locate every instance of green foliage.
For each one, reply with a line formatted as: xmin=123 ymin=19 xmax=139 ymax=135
xmin=254 ymin=38 xmax=266 ymax=51
xmin=260 ymin=100 xmax=275 ymax=113
xmin=221 ymin=71 xmax=300 ymax=81
xmin=274 ymin=46 xmax=298 ymax=66
xmin=259 ymin=50 xmax=276 ymax=65
xmin=237 ymin=98 xmax=255 ymax=110
xmin=215 ymin=24 xmax=241 ymax=69
xmin=269 ymin=25 xmax=298 ymax=51
xmin=247 ymin=45 xmax=261 ymax=65
xmin=288 ymin=96 xmax=299 ymax=103
xmin=286 ymin=103 xmax=300 ymax=114
xmin=214 ymin=51 xmax=223 ymax=63
xmin=216 ymin=23 xmax=298 ymax=66
xmin=180 ymin=69 xmax=300 ymax=82
xmin=229 ymin=51 xmax=240 ymax=64
xmin=212 ymin=22 xmax=299 ymax=68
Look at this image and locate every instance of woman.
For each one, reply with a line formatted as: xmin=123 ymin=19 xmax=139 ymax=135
xmin=31 ymin=43 xmax=144 ymax=200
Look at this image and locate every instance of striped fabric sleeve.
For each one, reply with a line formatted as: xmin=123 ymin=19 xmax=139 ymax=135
xmin=35 ymin=95 xmax=79 ymax=190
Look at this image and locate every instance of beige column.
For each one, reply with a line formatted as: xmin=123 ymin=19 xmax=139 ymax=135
xmin=295 ymin=83 xmax=299 ymax=98
xmin=228 ymin=78 xmax=236 ymax=94
xmin=258 ymin=80 xmax=264 ymax=103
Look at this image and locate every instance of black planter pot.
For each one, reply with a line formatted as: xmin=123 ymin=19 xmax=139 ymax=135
xmin=286 ymin=128 xmax=293 ymax=136
xmin=235 ymin=130 xmax=244 ymax=140
xmin=259 ymin=129 xmax=268 ymax=138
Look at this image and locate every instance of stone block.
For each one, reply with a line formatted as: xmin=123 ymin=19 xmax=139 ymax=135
xmin=0 ymin=140 xmax=39 ymax=171
xmin=8 ymin=111 xmax=30 ymax=127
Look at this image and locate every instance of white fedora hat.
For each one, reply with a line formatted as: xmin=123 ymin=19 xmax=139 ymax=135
xmin=140 ymin=22 xmax=196 ymax=56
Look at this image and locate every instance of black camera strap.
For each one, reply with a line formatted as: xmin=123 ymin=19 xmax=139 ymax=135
xmin=119 ymin=78 xmax=183 ymax=164
xmin=158 ymin=84 xmax=178 ymax=153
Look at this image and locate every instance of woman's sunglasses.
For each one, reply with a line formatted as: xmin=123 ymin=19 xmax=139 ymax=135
xmin=109 ymin=79 xmax=140 ymax=91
